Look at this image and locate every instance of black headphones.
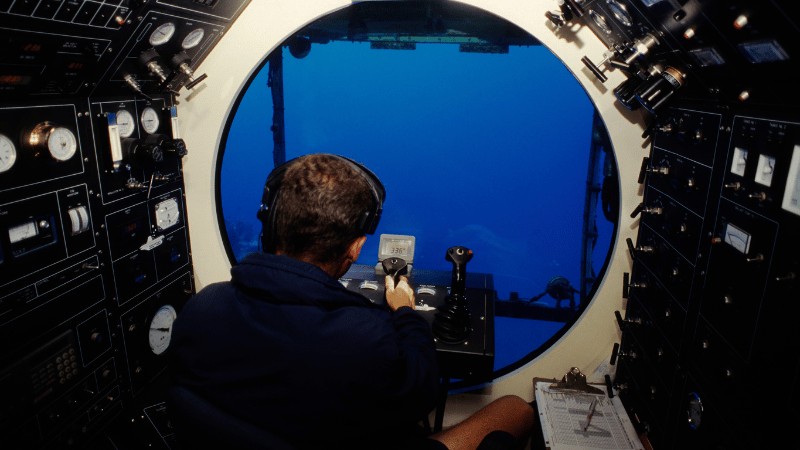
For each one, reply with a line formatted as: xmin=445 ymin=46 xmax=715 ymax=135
xmin=256 ymin=154 xmax=385 ymax=252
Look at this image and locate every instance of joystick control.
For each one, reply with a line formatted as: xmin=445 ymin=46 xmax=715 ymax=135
xmin=381 ymin=257 xmax=408 ymax=285
xmin=432 ymin=246 xmax=473 ymax=344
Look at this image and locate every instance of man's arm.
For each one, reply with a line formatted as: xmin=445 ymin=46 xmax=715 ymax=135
xmin=385 ymin=275 xmax=440 ymax=416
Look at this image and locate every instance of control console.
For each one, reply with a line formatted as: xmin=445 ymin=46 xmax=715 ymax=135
xmin=341 ymin=244 xmax=495 ymax=382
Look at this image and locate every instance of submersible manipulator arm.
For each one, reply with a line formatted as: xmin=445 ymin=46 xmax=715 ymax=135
xmin=432 ymin=246 xmax=473 ymax=344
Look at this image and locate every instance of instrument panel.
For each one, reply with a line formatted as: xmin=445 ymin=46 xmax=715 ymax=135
xmin=617 ymin=106 xmax=800 ymax=449
xmin=1 ymin=0 xmax=250 ymax=448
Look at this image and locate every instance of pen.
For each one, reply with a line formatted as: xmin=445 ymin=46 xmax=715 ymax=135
xmin=583 ymin=399 xmax=597 ymax=432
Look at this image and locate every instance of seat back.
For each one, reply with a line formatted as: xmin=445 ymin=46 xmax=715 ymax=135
xmin=168 ymin=385 xmax=294 ymax=450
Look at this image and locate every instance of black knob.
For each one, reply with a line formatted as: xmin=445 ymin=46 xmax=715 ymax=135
xmin=122 ymin=138 xmax=162 ymax=164
xmin=165 ymin=138 xmax=188 ymax=158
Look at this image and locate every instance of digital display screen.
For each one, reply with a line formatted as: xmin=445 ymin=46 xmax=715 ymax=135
xmin=382 ymin=239 xmax=412 ymax=257
xmin=739 ymin=40 xmax=790 ymax=64
xmin=378 ymin=234 xmax=415 ymax=262
xmin=689 ymin=47 xmax=726 ymax=67
xmin=0 ymin=75 xmax=33 ymax=86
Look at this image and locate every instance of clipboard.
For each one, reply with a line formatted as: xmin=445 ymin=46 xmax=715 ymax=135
xmin=533 ymin=377 xmax=644 ymax=450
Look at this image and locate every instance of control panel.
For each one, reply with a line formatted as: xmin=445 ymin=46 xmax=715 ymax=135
xmin=0 ymin=1 xmax=250 ymax=448
xmin=614 ymin=105 xmax=800 ymax=449
xmin=342 ymin=264 xmax=496 ymax=381
xmin=546 ymin=0 xmax=798 ymax=112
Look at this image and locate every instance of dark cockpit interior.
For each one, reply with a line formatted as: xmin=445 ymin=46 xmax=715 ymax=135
xmin=1 ymin=1 xmax=798 ymax=449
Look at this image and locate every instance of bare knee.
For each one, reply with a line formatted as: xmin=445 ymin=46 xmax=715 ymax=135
xmin=430 ymin=395 xmax=534 ymax=450
xmin=487 ymin=395 xmax=534 ymax=438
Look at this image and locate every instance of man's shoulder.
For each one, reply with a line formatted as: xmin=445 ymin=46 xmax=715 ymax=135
xmin=181 ymin=281 xmax=236 ymax=313
xmin=194 ymin=281 xmax=234 ymax=296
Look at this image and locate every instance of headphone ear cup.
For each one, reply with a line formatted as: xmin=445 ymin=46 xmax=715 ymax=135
xmin=339 ymin=156 xmax=385 ymax=234
xmin=258 ymin=161 xmax=290 ymax=252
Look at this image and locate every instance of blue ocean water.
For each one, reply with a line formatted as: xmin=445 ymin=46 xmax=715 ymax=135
xmin=220 ymin=40 xmax=614 ymax=372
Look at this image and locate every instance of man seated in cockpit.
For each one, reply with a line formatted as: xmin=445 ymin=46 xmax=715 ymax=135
xmin=168 ymin=153 xmax=534 ymax=449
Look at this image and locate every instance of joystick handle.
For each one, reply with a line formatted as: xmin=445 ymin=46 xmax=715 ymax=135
xmin=381 ymin=257 xmax=408 ymax=284
xmin=432 ymin=246 xmax=473 ymax=344
xmin=446 ymin=246 xmax=473 ymax=299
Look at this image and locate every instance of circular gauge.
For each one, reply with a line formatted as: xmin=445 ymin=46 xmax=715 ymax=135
xmin=140 ymin=107 xmax=160 ymax=134
xmin=607 ymin=0 xmax=632 ymax=27
xmin=182 ymin=28 xmax=205 ymax=49
xmin=0 ymin=133 xmax=17 ymax=173
xmin=27 ymin=122 xmax=78 ymax=161
xmin=116 ymin=109 xmax=135 ymax=138
xmin=149 ymin=304 xmax=177 ymax=355
xmin=149 ymin=22 xmax=176 ymax=46
xmin=46 ymin=126 xmax=78 ymax=161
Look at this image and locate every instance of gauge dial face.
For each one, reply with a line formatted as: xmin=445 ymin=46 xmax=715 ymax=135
xmin=182 ymin=28 xmax=205 ymax=49
xmin=8 ymin=220 xmax=38 ymax=244
xmin=141 ymin=107 xmax=160 ymax=134
xmin=155 ymin=198 xmax=181 ymax=231
xmin=47 ymin=127 xmax=77 ymax=161
xmin=149 ymin=22 xmax=176 ymax=46
xmin=755 ymin=154 xmax=776 ymax=187
xmin=116 ymin=110 xmax=135 ymax=138
xmin=149 ymin=304 xmax=177 ymax=355
xmin=731 ymin=147 xmax=748 ymax=176
xmin=0 ymin=133 xmax=17 ymax=173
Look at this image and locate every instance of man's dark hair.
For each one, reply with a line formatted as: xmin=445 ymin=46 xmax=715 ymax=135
xmin=269 ymin=154 xmax=376 ymax=265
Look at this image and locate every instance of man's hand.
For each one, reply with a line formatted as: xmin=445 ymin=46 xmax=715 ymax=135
xmin=385 ymin=275 xmax=415 ymax=311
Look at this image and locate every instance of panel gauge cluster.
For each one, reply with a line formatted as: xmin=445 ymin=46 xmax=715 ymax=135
xmin=616 ymin=105 xmax=800 ymax=449
xmin=0 ymin=104 xmax=85 ymax=192
xmin=1 ymin=0 xmax=250 ymax=98
xmin=105 ymin=189 xmax=190 ymax=306
xmin=118 ymin=273 xmax=193 ymax=396
xmin=94 ymin=10 xmax=226 ymax=96
xmin=614 ymin=106 xmax=725 ymax=447
xmin=89 ymin=97 xmax=186 ymax=204
xmin=1 ymin=0 xmax=250 ymax=447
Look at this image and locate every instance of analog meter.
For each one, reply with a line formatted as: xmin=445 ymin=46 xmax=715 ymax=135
xmin=8 ymin=220 xmax=39 ymax=244
xmin=0 ymin=133 xmax=17 ymax=173
xmin=116 ymin=109 xmax=135 ymax=138
xmin=755 ymin=154 xmax=776 ymax=186
xmin=140 ymin=107 xmax=160 ymax=134
xmin=730 ymin=147 xmax=748 ymax=176
xmin=28 ymin=122 xmax=78 ymax=161
xmin=149 ymin=304 xmax=177 ymax=355
xmin=182 ymin=28 xmax=205 ymax=49
xmin=149 ymin=22 xmax=176 ymax=46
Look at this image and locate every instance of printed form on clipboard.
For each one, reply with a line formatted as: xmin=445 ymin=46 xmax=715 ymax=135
xmin=534 ymin=380 xmax=644 ymax=450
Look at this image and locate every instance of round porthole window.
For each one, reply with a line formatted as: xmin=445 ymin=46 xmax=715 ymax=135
xmin=218 ymin=1 xmax=618 ymax=379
